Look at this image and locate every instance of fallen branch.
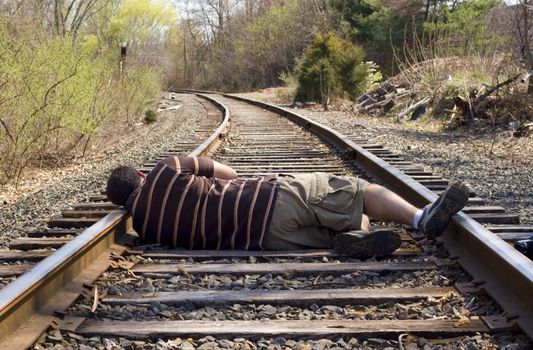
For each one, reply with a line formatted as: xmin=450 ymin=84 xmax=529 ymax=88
xmin=475 ymin=73 xmax=522 ymax=103
xmin=363 ymin=98 xmax=395 ymax=112
xmin=396 ymin=96 xmax=431 ymax=120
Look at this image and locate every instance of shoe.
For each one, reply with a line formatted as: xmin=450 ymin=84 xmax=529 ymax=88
xmin=514 ymin=237 xmax=533 ymax=260
xmin=418 ymin=182 xmax=469 ymax=238
xmin=333 ymin=229 xmax=402 ymax=258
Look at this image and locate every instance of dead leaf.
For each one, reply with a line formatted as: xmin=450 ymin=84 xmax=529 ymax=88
xmin=178 ymin=265 xmax=191 ymax=279
xmin=454 ymin=316 xmax=470 ymax=327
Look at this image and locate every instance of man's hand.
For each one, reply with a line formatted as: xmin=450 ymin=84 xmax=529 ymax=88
xmin=213 ymin=161 xmax=238 ymax=179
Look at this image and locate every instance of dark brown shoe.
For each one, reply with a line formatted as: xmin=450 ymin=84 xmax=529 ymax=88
xmin=333 ymin=229 xmax=402 ymax=258
xmin=515 ymin=236 xmax=533 ymax=260
xmin=418 ymin=182 xmax=469 ymax=238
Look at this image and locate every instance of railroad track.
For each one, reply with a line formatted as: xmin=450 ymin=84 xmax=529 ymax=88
xmin=0 ymin=92 xmax=531 ymax=349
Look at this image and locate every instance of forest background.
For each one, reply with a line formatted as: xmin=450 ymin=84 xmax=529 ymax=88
xmin=0 ymin=0 xmax=531 ymax=184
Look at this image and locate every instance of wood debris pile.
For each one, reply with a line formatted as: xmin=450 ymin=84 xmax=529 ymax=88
xmin=354 ymin=82 xmax=411 ymax=117
xmin=354 ymin=81 xmax=432 ymax=122
xmin=353 ymin=71 xmax=533 ymax=137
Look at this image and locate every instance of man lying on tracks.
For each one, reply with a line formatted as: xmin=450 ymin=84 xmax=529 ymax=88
xmin=106 ymin=156 xmax=469 ymax=258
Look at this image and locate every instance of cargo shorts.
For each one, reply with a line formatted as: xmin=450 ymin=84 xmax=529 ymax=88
xmin=263 ymin=173 xmax=369 ymax=250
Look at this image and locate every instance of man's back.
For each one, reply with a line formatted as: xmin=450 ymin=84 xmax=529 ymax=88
xmin=125 ymin=156 xmax=278 ymax=250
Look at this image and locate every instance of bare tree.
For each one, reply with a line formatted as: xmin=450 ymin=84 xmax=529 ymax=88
xmin=48 ymin=0 xmax=112 ymax=37
xmin=514 ymin=0 xmax=533 ymax=93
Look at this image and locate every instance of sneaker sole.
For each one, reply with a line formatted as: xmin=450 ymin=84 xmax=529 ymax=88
xmin=423 ymin=182 xmax=469 ymax=238
xmin=333 ymin=229 xmax=402 ymax=258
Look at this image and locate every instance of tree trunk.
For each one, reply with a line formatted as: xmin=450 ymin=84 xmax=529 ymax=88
xmin=245 ymin=0 xmax=253 ymax=19
xmin=424 ymin=0 xmax=431 ymax=21
xmin=183 ymin=33 xmax=188 ymax=86
xmin=218 ymin=0 xmax=225 ymax=31
xmin=54 ymin=0 xmax=64 ymax=36
xmin=521 ymin=0 xmax=533 ymax=93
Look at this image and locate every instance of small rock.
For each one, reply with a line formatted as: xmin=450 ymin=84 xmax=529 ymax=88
xmin=66 ymin=332 xmax=85 ymax=341
xmin=271 ymin=337 xmax=286 ymax=345
xmin=159 ymin=310 xmax=172 ymax=318
xmin=321 ymin=305 xmax=342 ymax=313
xmin=218 ymin=339 xmax=234 ymax=348
xmin=119 ymin=338 xmax=133 ymax=349
xmin=466 ymin=343 xmax=479 ymax=350
xmin=107 ymin=285 xmax=121 ymax=295
xmin=313 ymin=339 xmax=333 ymax=350
xmin=46 ymin=330 xmax=63 ymax=343
xmin=417 ymin=337 xmax=427 ymax=347
xmin=103 ymin=338 xmax=118 ymax=349
xmin=198 ymin=342 xmax=218 ymax=350
xmin=181 ymin=341 xmax=195 ymax=350
xmin=170 ymin=338 xmax=182 ymax=346
xmin=261 ymin=305 xmax=277 ymax=315
xmin=286 ymin=340 xmax=297 ymax=347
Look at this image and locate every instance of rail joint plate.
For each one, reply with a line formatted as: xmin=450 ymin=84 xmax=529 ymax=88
xmin=481 ymin=315 xmax=519 ymax=333
xmin=52 ymin=316 xmax=85 ymax=332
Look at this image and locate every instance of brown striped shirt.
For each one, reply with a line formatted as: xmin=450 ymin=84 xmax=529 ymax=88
xmin=125 ymin=156 xmax=278 ymax=250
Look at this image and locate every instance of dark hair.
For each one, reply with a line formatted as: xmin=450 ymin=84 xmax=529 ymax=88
xmin=106 ymin=166 xmax=141 ymax=206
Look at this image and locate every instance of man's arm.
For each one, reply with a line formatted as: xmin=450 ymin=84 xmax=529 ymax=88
xmin=160 ymin=156 xmax=237 ymax=179
xmin=213 ymin=160 xmax=237 ymax=179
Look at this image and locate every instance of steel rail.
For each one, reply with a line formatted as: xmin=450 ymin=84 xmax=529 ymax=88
xmin=221 ymin=93 xmax=533 ymax=339
xmin=0 ymin=93 xmax=229 ymax=349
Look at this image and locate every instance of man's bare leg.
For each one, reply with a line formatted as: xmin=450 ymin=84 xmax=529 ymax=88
xmin=362 ymin=184 xmax=418 ymax=226
xmin=334 ymin=181 xmax=469 ymax=257
xmin=362 ymin=182 xmax=469 ymax=238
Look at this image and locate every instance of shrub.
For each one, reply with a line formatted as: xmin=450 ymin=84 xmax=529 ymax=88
xmin=294 ymin=33 xmax=378 ymax=109
xmin=0 ymin=20 xmax=119 ymax=181
xmin=0 ymin=16 xmax=162 ymax=183
xmin=120 ymin=67 xmax=161 ymax=124
xmin=276 ymin=71 xmax=298 ymax=103
xmin=144 ymin=109 xmax=157 ymax=124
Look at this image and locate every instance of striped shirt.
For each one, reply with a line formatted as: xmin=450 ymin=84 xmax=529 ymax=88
xmin=125 ymin=156 xmax=278 ymax=250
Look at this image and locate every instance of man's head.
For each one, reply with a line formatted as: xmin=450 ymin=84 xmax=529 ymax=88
xmin=106 ymin=166 xmax=143 ymax=206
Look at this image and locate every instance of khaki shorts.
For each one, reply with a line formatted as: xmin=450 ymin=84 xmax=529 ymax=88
xmin=263 ymin=173 xmax=368 ymax=250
